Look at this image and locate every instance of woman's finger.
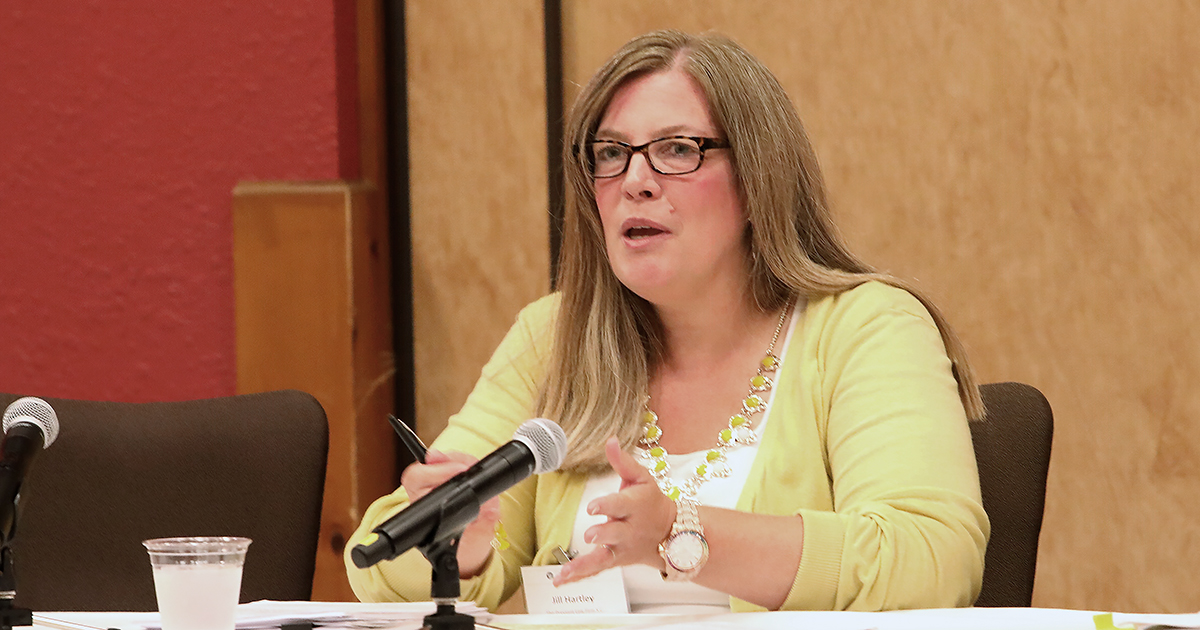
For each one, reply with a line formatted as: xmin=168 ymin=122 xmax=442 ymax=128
xmin=399 ymin=459 xmax=469 ymax=501
xmin=440 ymin=450 xmax=483 ymax=467
xmin=554 ymin=544 xmax=618 ymax=586
xmin=477 ymin=495 xmax=501 ymax=521
xmin=586 ymin=491 xmax=631 ymax=521
xmin=424 ymin=449 xmax=450 ymax=463
xmin=605 ymin=437 xmax=651 ymax=490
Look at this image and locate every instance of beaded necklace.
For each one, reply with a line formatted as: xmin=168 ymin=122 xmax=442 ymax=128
xmin=637 ymin=304 xmax=791 ymax=502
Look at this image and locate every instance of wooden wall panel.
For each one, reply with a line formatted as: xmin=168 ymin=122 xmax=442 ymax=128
xmin=406 ymin=0 xmax=551 ymax=444
xmin=564 ymin=0 xmax=1200 ymax=612
xmin=234 ymin=181 xmax=396 ymax=602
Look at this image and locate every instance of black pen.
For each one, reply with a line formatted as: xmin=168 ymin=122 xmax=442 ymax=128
xmin=388 ymin=414 xmax=428 ymax=464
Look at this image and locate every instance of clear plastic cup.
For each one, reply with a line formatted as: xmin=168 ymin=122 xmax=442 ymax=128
xmin=143 ymin=537 xmax=252 ymax=630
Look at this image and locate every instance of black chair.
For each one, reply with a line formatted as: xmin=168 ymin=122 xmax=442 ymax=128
xmin=0 ymin=390 xmax=328 ymax=611
xmin=970 ymin=382 xmax=1054 ymax=607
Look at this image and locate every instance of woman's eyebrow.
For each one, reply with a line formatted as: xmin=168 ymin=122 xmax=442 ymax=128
xmin=593 ymin=124 xmax=708 ymax=143
xmin=592 ymin=128 xmax=630 ymax=142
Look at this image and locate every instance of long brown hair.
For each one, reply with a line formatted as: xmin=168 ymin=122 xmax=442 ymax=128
xmin=538 ymin=30 xmax=982 ymax=474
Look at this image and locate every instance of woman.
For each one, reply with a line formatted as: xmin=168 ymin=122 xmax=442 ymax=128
xmin=345 ymin=30 xmax=989 ymax=613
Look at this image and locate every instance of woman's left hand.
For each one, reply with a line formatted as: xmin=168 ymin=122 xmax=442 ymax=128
xmin=554 ymin=437 xmax=676 ymax=586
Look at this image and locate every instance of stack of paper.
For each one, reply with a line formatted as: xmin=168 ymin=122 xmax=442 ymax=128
xmin=34 ymin=600 xmax=493 ymax=630
xmin=226 ymin=600 xmax=492 ymax=629
xmin=1105 ymin=612 xmax=1200 ymax=629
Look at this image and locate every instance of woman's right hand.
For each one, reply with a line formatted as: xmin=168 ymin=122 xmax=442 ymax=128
xmin=400 ymin=449 xmax=501 ymax=578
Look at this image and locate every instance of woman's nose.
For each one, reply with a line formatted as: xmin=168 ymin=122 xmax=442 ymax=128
xmin=621 ymin=152 xmax=661 ymax=199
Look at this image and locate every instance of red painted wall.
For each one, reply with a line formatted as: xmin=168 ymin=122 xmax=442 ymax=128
xmin=0 ymin=1 xmax=358 ymax=401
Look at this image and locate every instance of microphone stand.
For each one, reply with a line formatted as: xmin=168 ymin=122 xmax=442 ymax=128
xmin=0 ymin=504 xmax=32 ymax=630
xmin=417 ymin=536 xmax=476 ymax=630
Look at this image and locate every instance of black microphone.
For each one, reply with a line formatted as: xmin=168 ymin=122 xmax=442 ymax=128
xmin=0 ymin=397 xmax=59 ymax=540
xmin=351 ymin=418 xmax=567 ymax=569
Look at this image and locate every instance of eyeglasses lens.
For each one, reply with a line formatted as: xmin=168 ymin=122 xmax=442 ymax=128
xmin=589 ymin=138 xmax=704 ymax=177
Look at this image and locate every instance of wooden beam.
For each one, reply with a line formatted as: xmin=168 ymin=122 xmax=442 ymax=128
xmin=233 ymin=180 xmax=396 ymax=601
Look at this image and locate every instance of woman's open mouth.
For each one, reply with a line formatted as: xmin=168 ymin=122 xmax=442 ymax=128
xmin=620 ymin=218 xmax=671 ymax=244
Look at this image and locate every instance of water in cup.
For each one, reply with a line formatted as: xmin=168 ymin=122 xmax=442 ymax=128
xmin=144 ymin=536 xmax=251 ymax=630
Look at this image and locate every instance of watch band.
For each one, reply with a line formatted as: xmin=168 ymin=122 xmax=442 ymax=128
xmin=674 ymin=498 xmax=702 ymax=533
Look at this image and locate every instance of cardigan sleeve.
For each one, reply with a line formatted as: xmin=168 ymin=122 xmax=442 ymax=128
xmin=777 ymin=283 xmax=989 ymax=611
xmin=344 ymin=295 xmax=559 ymax=610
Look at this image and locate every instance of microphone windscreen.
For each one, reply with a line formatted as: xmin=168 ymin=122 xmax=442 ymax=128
xmin=513 ymin=418 xmax=567 ymax=474
xmin=2 ymin=397 xmax=60 ymax=447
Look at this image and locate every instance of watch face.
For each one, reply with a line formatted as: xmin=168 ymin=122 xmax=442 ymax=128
xmin=665 ymin=531 xmax=708 ymax=571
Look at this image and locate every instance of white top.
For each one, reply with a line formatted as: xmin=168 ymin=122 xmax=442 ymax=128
xmin=569 ymin=305 xmax=800 ymax=613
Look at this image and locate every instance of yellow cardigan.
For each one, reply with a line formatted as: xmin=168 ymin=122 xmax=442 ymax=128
xmin=344 ymin=282 xmax=989 ymax=611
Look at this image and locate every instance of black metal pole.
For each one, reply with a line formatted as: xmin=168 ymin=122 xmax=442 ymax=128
xmin=382 ymin=0 xmax=418 ymax=476
xmin=544 ymin=0 xmax=564 ymax=288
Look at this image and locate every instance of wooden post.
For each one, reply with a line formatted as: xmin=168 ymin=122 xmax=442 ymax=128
xmin=233 ymin=180 xmax=396 ymax=601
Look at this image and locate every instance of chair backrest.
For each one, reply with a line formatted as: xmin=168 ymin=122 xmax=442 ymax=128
xmin=971 ymin=382 xmax=1054 ymax=607
xmin=0 ymin=390 xmax=328 ymax=611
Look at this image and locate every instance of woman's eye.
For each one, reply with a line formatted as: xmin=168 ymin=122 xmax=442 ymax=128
xmin=661 ymin=140 xmax=699 ymax=157
xmin=593 ymin=144 xmax=624 ymax=162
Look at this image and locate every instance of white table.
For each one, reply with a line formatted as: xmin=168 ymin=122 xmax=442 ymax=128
xmin=27 ymin=602 xmax=1200 ymax=630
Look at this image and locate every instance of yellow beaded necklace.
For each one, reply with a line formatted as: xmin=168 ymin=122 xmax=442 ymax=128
xmin=637 ymin=304 xmax=791 ymax=502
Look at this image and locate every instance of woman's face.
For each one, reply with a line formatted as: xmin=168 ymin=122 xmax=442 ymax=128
xmin=592 ymin=68 xmax=746 ymax=308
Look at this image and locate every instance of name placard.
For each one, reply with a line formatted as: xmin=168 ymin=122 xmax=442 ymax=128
xmin=521 ymin=565 xmax=629 ymax=615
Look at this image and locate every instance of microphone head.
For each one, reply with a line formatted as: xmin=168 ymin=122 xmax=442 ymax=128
xmin=513 ymin=418 xmax=568 ymax=474
xmin=3 ymin=397 xmax=60 ymax=448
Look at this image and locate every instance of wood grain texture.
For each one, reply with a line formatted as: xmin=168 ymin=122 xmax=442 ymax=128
xmin=564 ymin=0 xmax=1200 ymax=612
xmin=406 ymin=0 xmax=551 ymax=445
xmin=233 ymin=181 xmax=396 ymax=602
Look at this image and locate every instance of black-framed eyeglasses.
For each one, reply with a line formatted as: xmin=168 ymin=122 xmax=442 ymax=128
xmin=585 ymin=136 xmax=730 ymax=178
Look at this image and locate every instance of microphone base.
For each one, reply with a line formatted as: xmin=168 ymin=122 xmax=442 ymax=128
xmin=0 ymin=603 xmax=31 ymax=630
xmin=422 ymin=605 xmax=476 ymax=630
xmin=0 ymin=544 xmax=30 ymax=630
xmin=419 ymin=536 xmax=475 ymax=629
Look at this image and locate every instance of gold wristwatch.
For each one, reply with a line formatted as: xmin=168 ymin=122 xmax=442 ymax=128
xmin=658 ymin=498 xmax=708 ymax=581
